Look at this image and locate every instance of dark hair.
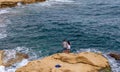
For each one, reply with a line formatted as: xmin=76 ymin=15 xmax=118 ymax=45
xmin=67 ymin=41 xmax=70 ymax=45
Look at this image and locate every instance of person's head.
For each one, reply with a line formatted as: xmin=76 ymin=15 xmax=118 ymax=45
xmin=63 ymin=39 xmax=67 ymax=41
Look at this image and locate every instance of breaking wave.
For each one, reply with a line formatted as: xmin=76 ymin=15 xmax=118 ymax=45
xmin=0 ymin=9 xmax=9 ymax=15
xmin=104 ymin=54 xmax=120 ymax=72
xmin=0 ymin=59 xmax=28 ymax=72
xmin=0 ymin=46 xmax=42 ymax=72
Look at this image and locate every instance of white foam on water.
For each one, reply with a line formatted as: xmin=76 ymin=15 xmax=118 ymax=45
xmin=37 ymin=1 xmax=53 ymax=7
xmin=0 ymin=47 xmax=30 ymax=72
xmin=3 ymin=50 xmax=17 ymax=63
xmin=0 ymin=66 xmax=5 ymax=72
xmin=15 ymin=46 xmax=41 ymax=60
xmin=104 ymin=54 xmax=120 ymax=72
xmin=0 ymin=33 xmax=7 ymax=39
xmin=0 ymin=59 xmax=29 ymax=72
xmin=33 ymin=0 xmax=75 ymax=8
xmin=76 ymin=48 xmax=102 ymax=53
xmin=0 ymin=9 xmax=9 ymax=15
xmin=15 ymin=59 xmax=29 ymax=68
xmin=15 ymin=46 xmax=30 ymax=54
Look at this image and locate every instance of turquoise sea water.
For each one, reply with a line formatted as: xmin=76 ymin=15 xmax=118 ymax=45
xmin=0 ymin=0 xmax=120 ymax=71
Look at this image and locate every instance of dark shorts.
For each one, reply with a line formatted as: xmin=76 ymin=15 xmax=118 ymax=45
xmin=63 ymin=48 xmax=70 ymax=51
xmin=63 ymin=48 xmax=70 ymax=53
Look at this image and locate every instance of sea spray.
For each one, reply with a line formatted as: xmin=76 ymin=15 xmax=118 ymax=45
xmin=104 ymin=54 xmax=120 ymax=72
xmin=3 ymin=50 xmax=17 ymax=63
xmin=15 ymin=46 xmax=42 ymax=60
xmin=0 ymin=10 xmax=9 ymax=15
xmin=0 ymin=46 xmax=43 ymax=72
xmin=0 ymin=47 xmax=30 ymax=72
xmin=15 ymin=47 xmax=29 ymax=54
xmin=33 ymin=0 xmax=75 ymax=7
xmin=0 ymin=59 xmax=29 ymax=72
xmin=1 ymin=46 xmax=42 ymax=72
xmin=76 ymin=48 xmax=102 ymax=53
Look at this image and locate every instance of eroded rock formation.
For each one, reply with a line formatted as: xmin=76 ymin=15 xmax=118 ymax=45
xmin=16 ymin=52 xmax=111 ymax=72
xmin=0 ymin=0 xmax=46 ymax=8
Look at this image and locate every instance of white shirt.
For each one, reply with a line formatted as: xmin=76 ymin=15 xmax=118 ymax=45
xmin=63 ymin=41 xmax=71 ymax=49
xmin=63 ymin=41 xmax=68 ymax=48
xmin=67 ymin=44 xmax=71 ymax=49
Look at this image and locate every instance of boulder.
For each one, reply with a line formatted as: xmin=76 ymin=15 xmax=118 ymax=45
xmin=0 ymin=0 xmax=45 ymax=8
xmin=0 ymin=50 xmax=29 ymax=67
xmin=109 ymin=53 xmax=120 ymax=60
xmin=16 ymin=52 xmax=111 ymax=72
xmin=0 ymin=1 xmax=18 ymax=8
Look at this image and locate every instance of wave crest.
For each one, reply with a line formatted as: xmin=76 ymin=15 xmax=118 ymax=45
xmin=0 ymin=10 xmax=9 ymax=15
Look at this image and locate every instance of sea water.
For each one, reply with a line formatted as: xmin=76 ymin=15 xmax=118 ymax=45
xmin=0 ymin=0 xmax=120 ymax=71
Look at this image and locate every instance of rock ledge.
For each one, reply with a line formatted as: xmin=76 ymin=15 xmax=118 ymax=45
xmin=16 ymin=52 xmax=111 ymax=72
xmin=0 ymin=0 xmax=45 ymax=8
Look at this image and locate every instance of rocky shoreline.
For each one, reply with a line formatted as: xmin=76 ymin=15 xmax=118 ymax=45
xmin=1 ymin=50 xmax=120 ymax=72
xmin=0 ymin=50 xmax=28 ymax=67
xmin=0 ymin=0 xmax=46 ymax=8
xmin=16 ymin=52 xmax=111 ymax=72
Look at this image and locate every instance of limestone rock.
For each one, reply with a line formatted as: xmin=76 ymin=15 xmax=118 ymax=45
xmin=0 ymin=50 xmax=4 ymax=65
xmin=16 ymin=52 xmax=111 ymax=72
xmin=0 ymin=0 xmax=45 ymax=8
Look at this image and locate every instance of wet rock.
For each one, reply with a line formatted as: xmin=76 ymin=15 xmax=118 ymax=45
xmin=109 ymin=53 xmax=120 ymax=60
xmin=0 ymin=50 xmax=29 ymax=67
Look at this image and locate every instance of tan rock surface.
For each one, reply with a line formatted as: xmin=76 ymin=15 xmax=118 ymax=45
xmin=16 ymin=52 xmax=110 ymax=72
xmin=0 ymin=50 xmax=4 ymax=65
xmin=0 ymin=0 xmax=45 ymax=8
